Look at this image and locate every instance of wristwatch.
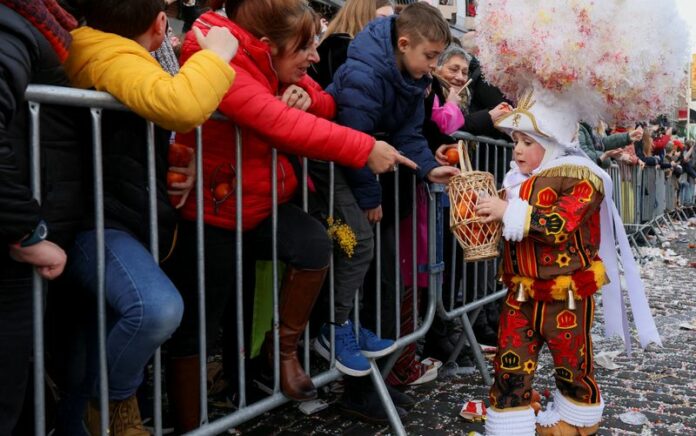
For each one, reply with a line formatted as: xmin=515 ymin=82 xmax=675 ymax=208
xmin=19 ymin=220 xmax=48 ymax=247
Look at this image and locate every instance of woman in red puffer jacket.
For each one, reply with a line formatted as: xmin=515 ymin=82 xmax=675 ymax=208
xmin=165 ymin=0 xmax=415 ymax=432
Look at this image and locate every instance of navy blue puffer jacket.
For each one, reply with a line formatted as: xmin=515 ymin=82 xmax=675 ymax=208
xmin=327 ymin=16 xmax=438 ymax=209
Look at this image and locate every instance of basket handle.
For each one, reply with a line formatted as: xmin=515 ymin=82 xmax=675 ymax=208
xmin=457 ymin=140 xmax=473 ymax=172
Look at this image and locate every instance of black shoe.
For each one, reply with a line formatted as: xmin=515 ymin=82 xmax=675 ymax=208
xmin=473 ymin=315 xmax=498 ymax=346
xmin=386 ymin=384 xmax=415 ymax=410
xmin=338 ymin=388 xmax=408 ymax=424
xmin=455 ymin=346 xmax=475 ymax=367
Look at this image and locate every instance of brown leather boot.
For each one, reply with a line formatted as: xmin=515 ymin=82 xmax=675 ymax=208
xmin=85 ymin=396 xmax=149 ymax=436
xmin=84 ymin=399 xmax=109 ymax=436
xmin=167 ymin=355 xmax=201 ymax=433
xmin=266 ymin=266 xmax=328 ymax=401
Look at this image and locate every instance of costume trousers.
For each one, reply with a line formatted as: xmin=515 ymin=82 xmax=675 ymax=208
xmin=490 ymin=291 xmax=601 ymax=409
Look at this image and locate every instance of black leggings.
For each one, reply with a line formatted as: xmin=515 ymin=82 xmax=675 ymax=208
xmin=166 ymin=202 xmax=330 ymax=358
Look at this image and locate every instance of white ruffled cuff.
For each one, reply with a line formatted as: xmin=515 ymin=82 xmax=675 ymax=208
xmin=485 ymin=406 xmax=536 ymax=436
xmin=553 ymin=390 xmax=604 ymax=427
xmin=536 ymin=400 xmax=561 ymax=427
xmin=502 ymin=198 xmax=531 ymax=242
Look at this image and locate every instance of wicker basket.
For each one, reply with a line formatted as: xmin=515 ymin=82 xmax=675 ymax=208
xmin=447 ymin=141 xmax=502 ymax=262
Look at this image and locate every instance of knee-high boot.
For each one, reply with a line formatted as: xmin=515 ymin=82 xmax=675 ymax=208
xmin=166 ymin=355 xmax=201 ymax=433
xmin=266 ymin=266 xmax=328 ymax=401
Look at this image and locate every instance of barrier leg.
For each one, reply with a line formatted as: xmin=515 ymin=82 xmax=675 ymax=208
xmin=369 ymin=359 xmax=406 ymax=436
xmin=446 ymin=308 xmax=481 ymax=364
xmin=461 ymin=313 xmax=493 ymax=385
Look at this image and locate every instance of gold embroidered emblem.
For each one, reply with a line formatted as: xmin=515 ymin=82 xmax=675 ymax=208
xmin=523 ymin=359 xmax=536 ymax=375
xmin=556 ymin=310 xmax=577 ymax=329
xmin=555 ymin=367 xmax=573 ymax=382
xmin=555 ymin=253 xmax=572 ymax=268
xmin=500 ymin=350 xmax=522 ymax=370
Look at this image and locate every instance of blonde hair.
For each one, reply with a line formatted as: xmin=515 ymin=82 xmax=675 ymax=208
xmin=322 ymin=0 xmax=392 ymax=41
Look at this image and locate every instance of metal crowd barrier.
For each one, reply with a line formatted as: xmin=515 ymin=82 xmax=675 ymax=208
xmin=438 ymin=131 xmax=515 ymax=385
xmin=606 ymin=162 xmax=696 ymax=259
xmin=23 ymin=85 xmax=444 ymax=436
xmin=22 ymin=84 xmax=696 ymax=435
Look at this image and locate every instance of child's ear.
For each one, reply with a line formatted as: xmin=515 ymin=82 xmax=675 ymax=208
xmin=154 ymin=11 xmax=167 ymax=37
xmin=396 ymin=36 xmax=411 ymax=53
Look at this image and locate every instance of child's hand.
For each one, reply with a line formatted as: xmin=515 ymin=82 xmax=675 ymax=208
xmin=435 ymin=144 xmax=457 ymax=166
xmin=475 ymin=196 xmax=508 ymax=223
xmin=194 ymin=26 xmax=239 ymax=64
xmin=426 ymin=166 xmax=460 ymax=184
xmin=280 ymin=85 xmax=312 ymax=111
xmin=365 ymin=205 xmax=383 ymax=223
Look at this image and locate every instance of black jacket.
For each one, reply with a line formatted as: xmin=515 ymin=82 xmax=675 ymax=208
xmin=87 ymin=110 xmax=176 ymax=260
xmin=467 ymin=57 xmax=510 ymax=140
xmin=0 ymin=4 xmax=86 ymax=250
xmin=309 ymin=32 xmax=353 ymax=90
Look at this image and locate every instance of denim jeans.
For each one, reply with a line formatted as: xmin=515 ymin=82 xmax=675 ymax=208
xmin=65 ymin=229 xmax=184 ymax=400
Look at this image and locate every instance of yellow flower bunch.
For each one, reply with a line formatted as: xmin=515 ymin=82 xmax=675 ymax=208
xmin=326 ymin=216 xmax=357 ymax=258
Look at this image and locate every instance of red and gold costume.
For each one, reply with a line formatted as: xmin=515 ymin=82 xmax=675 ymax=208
xmin=499 ymin=164 xmax=607 ymax=303
xmin=489 ymin=164 xmax=606 ymax=432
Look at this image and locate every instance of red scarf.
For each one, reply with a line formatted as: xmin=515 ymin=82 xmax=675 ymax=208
xmin=0 ymin=0 xmax=77 ymax=62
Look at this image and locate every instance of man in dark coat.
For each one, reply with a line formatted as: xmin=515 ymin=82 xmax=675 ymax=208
xmin=0 ymin=0 xmax=84 ymax=433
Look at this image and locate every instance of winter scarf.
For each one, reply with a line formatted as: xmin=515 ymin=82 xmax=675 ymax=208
xmin=0 ymin=0 xmax=77 ymax=62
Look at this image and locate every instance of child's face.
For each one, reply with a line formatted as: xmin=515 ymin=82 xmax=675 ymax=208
xmin=512 ymin=131 xmax=545 ymax=174
xmin=397 ymin=36 xmax=446 ymax=80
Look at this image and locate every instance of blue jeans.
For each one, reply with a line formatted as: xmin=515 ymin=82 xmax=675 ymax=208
xmin=66 ymin=229 xmax=183 ymax=400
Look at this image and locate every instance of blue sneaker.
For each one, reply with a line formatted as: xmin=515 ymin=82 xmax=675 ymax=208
xmin=313 ymin=321 xmax=371 ymax=377
xmin=358 ymin=326 xmax=396 ymax=358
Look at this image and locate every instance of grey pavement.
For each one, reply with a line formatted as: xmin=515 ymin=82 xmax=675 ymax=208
xmin=204 ymin=221 xmax=696 ymax=435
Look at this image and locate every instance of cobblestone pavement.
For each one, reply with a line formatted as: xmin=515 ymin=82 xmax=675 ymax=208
xmin=207 ymin=221 xmax=696 ymax=435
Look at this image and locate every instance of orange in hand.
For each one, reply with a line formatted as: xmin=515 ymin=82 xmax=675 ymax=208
xmin=167 ymin=171 xmax=187 ymax=187
xmin=446 ymin=148 xmax=459 ymax=165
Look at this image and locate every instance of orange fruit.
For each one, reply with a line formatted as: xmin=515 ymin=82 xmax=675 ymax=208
xmin=445 ymin=148 xmax=459 ymax=165
xmin=213 ymin=182 xmax=232 ymax=201
xmin=168 ymin=143 xmax=193 ymax=167
xmin=167 ymin=171 xmax=187 ymax=186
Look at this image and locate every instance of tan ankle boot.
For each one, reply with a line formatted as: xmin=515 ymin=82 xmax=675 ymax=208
xmin=85 ymin=399 xmax=110 ymax=436
xmin=267 ymin=266 xmax=327 ymax=401
xmin=110 ymin=396 xmax=149 ymax=436
xmin=85 ymin=396 xmax=149 ymax=436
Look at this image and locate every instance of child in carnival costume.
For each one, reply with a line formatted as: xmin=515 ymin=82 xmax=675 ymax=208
xmin=472 ymin=1 xmax=689 ymax=434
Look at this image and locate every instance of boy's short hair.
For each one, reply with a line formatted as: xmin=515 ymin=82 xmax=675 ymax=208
xmin=83 ymin=0 xmax=166 ymax=39
xmin=395 ymin=2 xmax=452 ymax=46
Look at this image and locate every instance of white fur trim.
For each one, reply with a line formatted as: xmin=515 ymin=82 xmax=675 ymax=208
xmin=535 ymin=401 xmax=561 ymax=427
xmin=502 ymin=198 xmax=531 ymax=242
xmin=485 ymin=407 xmax=536 ymax=436
xmin=553 ymin=390 xmax=604 ymax=427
